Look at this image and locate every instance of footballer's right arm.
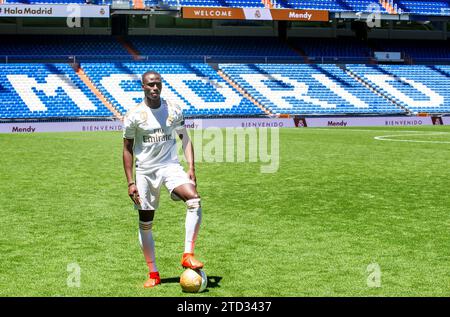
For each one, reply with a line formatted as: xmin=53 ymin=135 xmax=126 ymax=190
xmin=123 ymin=138 xmax=139 ymax=204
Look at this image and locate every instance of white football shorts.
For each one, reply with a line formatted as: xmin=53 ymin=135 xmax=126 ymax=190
xmin=134 ymin=164 xmax=194 ymax=210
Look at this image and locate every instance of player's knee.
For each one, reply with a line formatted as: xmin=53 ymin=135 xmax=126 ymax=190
xmin=186 ymin=197 xmax=201 ymax=211
xmin=190 ymin=193 xmax=200 ymax=200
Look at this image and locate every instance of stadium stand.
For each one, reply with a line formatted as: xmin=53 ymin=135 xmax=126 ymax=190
xmin=374 ymin=39 xmax=450 ymax=63
xmin=127 ymin=36 xmax=300 ymax=62
xmin=394 ymin=0 xmax=450 ymax=16
xmin=219 ymin=63 xmax=405 ymax=116
xmin=290 ymin=37 xmax=373 ymax=63
xmin=161 ymin=0 xmax=450 ymax=15
xmin=1 ymin=33 xmax=449 ymax=120
xmin=1 ymin=42 xmax=449 ymax=120
xmin=281 ymin=0 xmax=388 ymax=12
xmin=345 ymin=64 xmax=450 ymax=114
xmin=162 ymin=0 xmax=388 ymax=12
xmin=80 ymin=62 xmax=266 ymax=117
xmin=0 ymin=35 xmax=130 ymax=61
xmin=1 ymin=0 xmax=449 ymax=121
xmin=0 ymin=64 xmax=112 ymax=119
xmin=144 ymin=0 xmax=161 ymax=6
xmin=163 ymin=0 xmax=265 ymax=8
xmin=6 ymin=0 xmax=88 ymax=4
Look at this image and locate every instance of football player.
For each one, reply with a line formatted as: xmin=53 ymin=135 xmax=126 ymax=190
xmin=123 ymin=71 xmax=203 ymax=288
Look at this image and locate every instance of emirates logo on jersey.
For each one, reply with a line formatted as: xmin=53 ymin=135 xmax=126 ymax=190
xmin=143 ymin=128 xmax=173 ymax=143
xmin=143 ymin=134 xmax=173 ymax=143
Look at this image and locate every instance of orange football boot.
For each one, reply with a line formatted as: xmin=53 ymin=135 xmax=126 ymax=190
xmin=181 ymin=253 xmax=204 ymax=269
xmin=144 ymin=272 xmax=161 ymax=288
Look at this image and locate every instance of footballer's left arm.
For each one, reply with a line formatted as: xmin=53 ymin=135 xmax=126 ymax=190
xmin=177 ymin=127 xmax=196 ymax=185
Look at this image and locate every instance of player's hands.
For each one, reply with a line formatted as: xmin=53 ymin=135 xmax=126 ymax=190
xmin=128 ymin=184 xmax=141 ymax=205
xmin=187 ymin=168 xmax=197 ymax=187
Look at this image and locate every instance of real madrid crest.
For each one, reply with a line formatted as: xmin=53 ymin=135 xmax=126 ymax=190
xmin=139 ymin=111 xmax=148 ymax=122
xmin=167 ymin=114 xmax=174 ymax=127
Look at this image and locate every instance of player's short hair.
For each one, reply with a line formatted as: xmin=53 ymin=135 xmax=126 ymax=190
xmin=142 ymin=71 xmax=161 ymax=83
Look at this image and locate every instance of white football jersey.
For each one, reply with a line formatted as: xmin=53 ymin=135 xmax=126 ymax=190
xmin=123 ymin=98 xmax=185 ymax=173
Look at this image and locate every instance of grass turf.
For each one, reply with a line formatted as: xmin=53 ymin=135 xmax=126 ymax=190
xmin=0 ymin=126 xmax=449 ymax=297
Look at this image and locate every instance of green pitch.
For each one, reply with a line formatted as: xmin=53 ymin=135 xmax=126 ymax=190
xmin=0 ymin=126 xmax=449 ymax=297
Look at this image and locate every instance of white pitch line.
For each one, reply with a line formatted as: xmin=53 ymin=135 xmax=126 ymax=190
xmin=374 ymin=132 xmax=450 ymax=144
xmin=308 ymin=127 xmax=450 ymax=143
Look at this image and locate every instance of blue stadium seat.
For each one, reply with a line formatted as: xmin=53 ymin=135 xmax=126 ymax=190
xmin=394 ymin=0 xmax=450 ymax=16
xmin=0 ymin=63 xmax=113 ymax=119
xmin=81 ymin=62 xmax=266 ymax=118
xmin=219 ymin=63 xmax=406 ymax=115
xmin=128 ymin=36 xmax=299 ymax=60
xmin=346 ymin=64 xmax=450 ymax=114
xmin=375 ymin=39 xmax=450 ymax=62
xmin=0 ymin=35 xmax=130 ymax=60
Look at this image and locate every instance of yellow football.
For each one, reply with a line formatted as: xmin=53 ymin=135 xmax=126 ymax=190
xmin=180 ymin=268 xmax=207 ymax=293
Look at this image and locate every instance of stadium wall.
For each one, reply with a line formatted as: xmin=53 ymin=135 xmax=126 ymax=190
xmin=443 ymin=117 xmax=450 ymax=125
xmin=132 ymin=18 xmax=278 ymax=37
xmin=0 ymin=116 xmax=440 ymax=134
xmin=0 ymin=18 xmax=110 ymax=35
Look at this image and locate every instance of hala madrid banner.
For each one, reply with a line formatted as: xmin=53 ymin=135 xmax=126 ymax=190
xmin=182 ymin=7 xmax=329 ymax=21
xmin=0 ymin=4 xmax=109 ymax=18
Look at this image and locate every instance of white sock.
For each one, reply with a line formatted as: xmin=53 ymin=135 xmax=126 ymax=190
xmin=139 ymin=221 xmax=158 ymax=273
xmin=184 ymin=198 xmax=202 ymax=254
